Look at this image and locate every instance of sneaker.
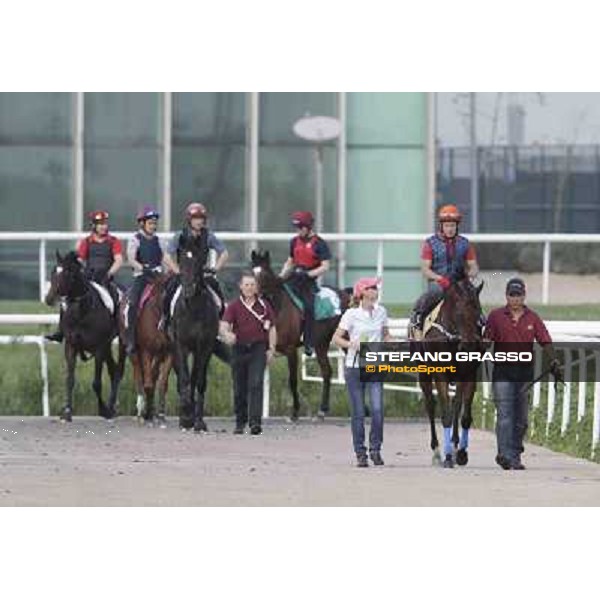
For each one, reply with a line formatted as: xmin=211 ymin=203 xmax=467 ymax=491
xmin=369 ymin=451 xmax=385 ymax=466
xmin=250 ymin=425 xmax=262 ymax=436
xmin=233 ymin=424 xmax=245 ymax=435
xmin=356 ymin=454 xmax=369 ymax=468
xmin=495 ymin=454 xmax=511 ymax=471
xmin=510 ymin=460 xmax=526 ymax=471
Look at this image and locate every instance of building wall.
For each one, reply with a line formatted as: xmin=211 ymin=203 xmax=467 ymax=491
xmin=0 ymin=92 xmax=431 ymax=300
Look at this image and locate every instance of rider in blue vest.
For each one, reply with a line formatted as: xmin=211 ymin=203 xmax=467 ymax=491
xmin=124 ymin=206 xmax=178 ymax=355
xmin=410 ymin=204 xmax=480 ymax=334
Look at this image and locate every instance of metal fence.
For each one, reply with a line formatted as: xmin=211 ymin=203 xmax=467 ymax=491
xmin=3 ymin=231 xmax=600 ymax=305
xmin=437 ymin=145 xmax=600 ymax=233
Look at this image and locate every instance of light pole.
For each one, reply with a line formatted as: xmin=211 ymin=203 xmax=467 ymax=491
xmin=293 ymin=115 xmax=342 ymax=232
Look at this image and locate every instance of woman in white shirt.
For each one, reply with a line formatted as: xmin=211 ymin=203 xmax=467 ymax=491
xmin=333 ymin=277 xmax=392 ymax=468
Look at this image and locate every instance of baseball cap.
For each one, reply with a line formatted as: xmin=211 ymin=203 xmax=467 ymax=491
xmin=506 ymin=278 xmax=526 ymax=296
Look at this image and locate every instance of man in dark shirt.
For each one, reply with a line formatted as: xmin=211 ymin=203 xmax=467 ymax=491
xmin=220 ymin=273 xmax=277 ymax=435
xmin=485 ymin=277 xmax=560 ymax=470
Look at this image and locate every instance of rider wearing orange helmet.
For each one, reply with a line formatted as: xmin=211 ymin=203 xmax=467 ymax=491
xmin=279 ymin=210 xmax=331 ymax=356
xmin=410 ymin=204 xmax=480 ymax=334
xmin=162 ymin=202 xmax=229 ymax=326
xmin=45 ymin=210 xmax=123 ymax=343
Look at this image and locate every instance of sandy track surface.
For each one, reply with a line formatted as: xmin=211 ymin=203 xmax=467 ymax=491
xmin=1 ymin=417 xmax=599 ymax=506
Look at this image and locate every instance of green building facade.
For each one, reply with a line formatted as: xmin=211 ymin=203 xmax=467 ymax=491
xmin=0 ymin=93 xmax=433 ymax=300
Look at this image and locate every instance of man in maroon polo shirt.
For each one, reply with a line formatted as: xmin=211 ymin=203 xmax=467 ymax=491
xmin=485 ymin=277 xmax=560 ymax=470
xmin=220 ymin=273 xmax=277 ymax=435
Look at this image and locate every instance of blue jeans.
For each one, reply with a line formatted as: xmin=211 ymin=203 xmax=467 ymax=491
xmin=345 ymin=368 xmax=384 ymax=456
xmin=492 ymin=380 xmax=530 ymax=463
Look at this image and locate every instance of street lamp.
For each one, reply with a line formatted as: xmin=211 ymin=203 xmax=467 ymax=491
xmin=293 ymin=114 xmax=342 ymax=232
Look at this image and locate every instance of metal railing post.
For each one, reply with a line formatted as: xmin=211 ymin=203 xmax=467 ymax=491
xmin=39 ymin=239 xmax=47 ymax=303
xmin=542 ymin=241 xmax=551 ymax=305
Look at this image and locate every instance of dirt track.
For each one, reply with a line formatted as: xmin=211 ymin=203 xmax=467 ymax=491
xmin=1 ymin=417 xmax=599 ymax=506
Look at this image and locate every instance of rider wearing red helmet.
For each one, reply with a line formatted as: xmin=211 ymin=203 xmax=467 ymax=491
xmin=161 ymin=202 xmax=229 ymax=327
xmin=124 ymin=206 xmax=178 ymax=355
xmin=410 ymin=204 xmax=480 ymax=335
xmin=45 ymin=210 xmax=123 ymax=343
xmin=280 ymin=210 xmax=331 ymax=356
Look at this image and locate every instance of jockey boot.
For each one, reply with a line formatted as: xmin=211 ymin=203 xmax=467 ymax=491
xmin=45 ymin=308 xmax=65 ymax=343
xmin=45 ymin=330 xmax=64 ymax=343
xmin=206 ymin=276 xmax=226 ymax=318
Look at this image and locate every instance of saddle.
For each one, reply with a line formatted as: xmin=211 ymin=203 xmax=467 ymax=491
xmin=283 ymin=283 xmax=341 ymax=321
xmin=168 ymin=284 xmax=223 ymax=317
xmin=89 ymin=281 xmax=122 ymax=316
xmin=409 ymin=301 xmax=444 ymax=342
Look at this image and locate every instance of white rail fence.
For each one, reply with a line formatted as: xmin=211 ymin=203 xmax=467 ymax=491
xmin=4 ymin=231 xmax=600 ymax=304
xmin=2 ymin=314 xmax=600 ymax=457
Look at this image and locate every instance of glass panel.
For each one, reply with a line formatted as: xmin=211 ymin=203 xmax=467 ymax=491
xmin=84 ymin=93 xmax=161 ymax=146
xmin=260 ymin=92 xmax=337 ymax=144
xmin=0 ymin=93 xmax=72 ymax=144
xmin=171 ymin=93 xmax=246 ymax=231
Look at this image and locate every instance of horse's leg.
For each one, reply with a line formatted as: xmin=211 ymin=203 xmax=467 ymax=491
xmin=452 ymin=383 xmax=462 ymax=452
xmin=192 ymin=346 xmax=212 ymax=433
xmin=93 ymin=349 xmax=110 ymax=419
xmin=142 ymin=351 xmax=156 ymax=424
xmin=156 ymin=354 xmax=172 ymax=428
xmin=131 ymin=355 xmax=145 ymax=423
xmin=105 ymin=344 xmax=119 ymax=420
xmin=315 ymin=342 xmax=332 ymax=419
xmin=436 ymin=379 xmax=454 ymax=468
xmin=62 ymin=343 xmax=77 ymax=422
xmin=174 ymin=343 xmax=193 ymax=430
xmin=287 ymin=350 xmax=301 ymax=422
xmin=421 ymin=377 xmax=440 ymax=465
xmin=456 ymin=380 xmax=476 ymax=467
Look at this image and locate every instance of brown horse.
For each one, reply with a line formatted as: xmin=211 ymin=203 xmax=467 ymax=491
xmin=118 ymin=274 xmax=174 ymax=427
xmin=251 ymin=249 xmax=351 ymax=421
xmin=417 ymin=278 xmax=484 ymax=468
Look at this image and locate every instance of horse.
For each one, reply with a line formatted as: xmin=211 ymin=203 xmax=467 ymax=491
xmin=171 ymin=230 xmax=220 ymax=432
xmin=118 ymin=273 xmax=174 ymax=427
xmin=250 ymin=249 xmax=351 ymax=421
xmin=45 ymin=250 xmax=124 ymax=422
xmin=416 ymin=278 xmax=484 ymax=469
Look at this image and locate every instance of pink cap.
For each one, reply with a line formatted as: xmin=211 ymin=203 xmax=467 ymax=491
xmin=353 ymin=277 xmax=381 ymax=299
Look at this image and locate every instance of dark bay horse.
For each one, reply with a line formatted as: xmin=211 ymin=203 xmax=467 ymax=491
xmin=118 ymin=273 xmax=173 ymax=427
xmin=251 ymin=249 xmax=351 ymax=421
xmin=172 ymin=230 xmax=220 ymax=432
xmin=45 ymin=251 xmax=124 ymax=422
xmin=416 ymin=278 xmax=484 ymax=469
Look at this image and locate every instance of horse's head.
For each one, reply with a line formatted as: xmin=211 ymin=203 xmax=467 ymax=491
xmin=444 ymin=278 xmax=484 ymax=347
xmin=250 ymin=249 xmax=280 ymax=297
xmin=179 ymin=231 xmax=209 ymax=299
xmin=46 ymin=250 xmax=85 ymax=304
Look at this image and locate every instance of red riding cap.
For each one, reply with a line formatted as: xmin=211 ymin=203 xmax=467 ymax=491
xmin=291 ymin=211 xmax=314 ymax=228
xmin=89 ymin=210 xmax=109 ymax=224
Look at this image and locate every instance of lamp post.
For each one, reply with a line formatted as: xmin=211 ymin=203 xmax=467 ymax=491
xmin=293 ymin=115 xmax=342 ymax=232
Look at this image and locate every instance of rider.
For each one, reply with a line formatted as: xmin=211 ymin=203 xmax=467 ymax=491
xmin=410 ymin=204 xmax=480 ymax=335
xmin=279 ymin=210 xmax=331 ymax=356
xmin=162 ymin=202 xmax=229 ymax=329
xmin=125 ymin=206 xmax=178 ymax=355
xmin=45 ymin=210 xmax=123 ymax=343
